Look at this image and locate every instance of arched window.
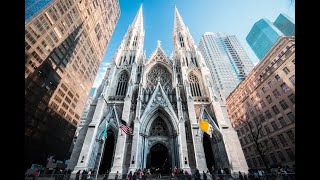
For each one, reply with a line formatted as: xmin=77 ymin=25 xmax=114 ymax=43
xmin=115 ymin=71 xmax=129 ymax=96
xmin=188 ymin=73 xmax=202 ymax=97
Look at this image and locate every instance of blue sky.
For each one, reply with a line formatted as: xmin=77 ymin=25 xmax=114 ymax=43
xmin=93 ymin=0 xmax=295 ymax=88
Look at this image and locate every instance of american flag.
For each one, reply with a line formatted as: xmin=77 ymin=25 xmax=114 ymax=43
xmin=120 ymin=119 xmax=133 ymax=135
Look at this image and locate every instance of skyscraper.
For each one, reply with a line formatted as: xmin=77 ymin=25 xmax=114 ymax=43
xmin=69 ymin=6 xmax=248 ymax=177
xmin=25 ymin=0 xmax=53 ymax=22
xmin=246 ymin=14 xmax=295 ymax=60
xmin=274 ymin=13 xmax=295 ymax=36
xmin=25 ymin=0 xmax=120 ymax=170
xmin=199 ymin=32 xmax=254 ymax=98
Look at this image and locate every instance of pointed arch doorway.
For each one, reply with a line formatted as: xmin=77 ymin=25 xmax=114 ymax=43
xmin=148 ymin=143 xmax=170 ymax=174
xmin=98 ymin=130 xmax=116 ymax=174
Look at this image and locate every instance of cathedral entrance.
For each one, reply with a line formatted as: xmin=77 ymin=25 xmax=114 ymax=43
xmin=148 ymin=143 xmax=170 ymax=175
xmin=203 ymin=133 xmax=216 ymax=173
xmin=98 ymin=130 xmax=116 ymax=174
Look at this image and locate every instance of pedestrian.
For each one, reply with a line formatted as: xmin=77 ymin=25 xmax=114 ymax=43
xmin=238 ymin=171 xmax=244 ymax=180
xmin=194 ymin=169 xmax=200 ymax=180
xmin=115 ymin=171 xmax=119 ymax=180
xmin=203 ymin=171 xmax=207 ymax=180
xmin=75 ymin=170 xmax=81 ymax=180
xmin=128 ymin=171 xmax=133 ymax=180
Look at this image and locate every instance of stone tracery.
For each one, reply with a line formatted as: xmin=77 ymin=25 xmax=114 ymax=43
xmin=147 ymin=64 xmax=172 ymax=89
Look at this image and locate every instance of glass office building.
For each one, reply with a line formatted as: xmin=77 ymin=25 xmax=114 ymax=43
xmin=274 ymin=13 xmax=295 ymax=36
xmin=246 ymin=19 xmax=284 ymax=60
xmin=246 ymin=14 xmax=295 ymax=60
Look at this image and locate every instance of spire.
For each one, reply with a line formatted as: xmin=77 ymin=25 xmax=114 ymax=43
xmin=131 ymin=4 xmax=144 ymax=32
xmin=174 ymin=7 xmax=186 ymax=32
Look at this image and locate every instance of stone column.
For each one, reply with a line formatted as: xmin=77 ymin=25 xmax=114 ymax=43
xmin=185 ymin=85 xmax=207 ymax=173
xmin=73 ymin=95 xmax=107 ymax=172
xmin=175 ymin=87 xmax=191 ymax=172
xmin=128 ymin=118 xmax=141 ymax=172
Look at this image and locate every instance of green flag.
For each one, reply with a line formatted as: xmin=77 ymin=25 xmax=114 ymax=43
xmin=102 ymin=129 xmax=107 ymax=139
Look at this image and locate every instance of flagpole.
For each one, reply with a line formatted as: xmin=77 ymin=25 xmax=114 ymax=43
xmin=95 ymin=137 xmax=106 ymax=179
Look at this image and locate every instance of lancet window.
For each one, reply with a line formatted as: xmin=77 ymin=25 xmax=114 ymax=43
xmin=189 ymin=73 xmax=202 ymax=97
xmin=115 ymin=71 xmax=129 ymax=96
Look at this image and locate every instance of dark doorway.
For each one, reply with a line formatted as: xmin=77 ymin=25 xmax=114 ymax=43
xmin=148 ymin=143 xmax=170 ymax=174
xmin=99 ymin=130 xmax=115 ymax=174
xmin=203 ymin=133 xmax=216 ymax=173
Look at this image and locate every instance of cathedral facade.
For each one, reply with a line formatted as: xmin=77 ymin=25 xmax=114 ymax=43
xmin=69 ymin=6 xmax=248 ymax=177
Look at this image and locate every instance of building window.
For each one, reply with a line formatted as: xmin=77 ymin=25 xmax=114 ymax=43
xmin=250 ymin=109 xmax=255 ymax=116
xmin=288 ymin=93 xmax=295 ymax=104
xmin=277 ymin=151 xmax=286 ymax=161
xmin=266 ymin=95 xmax=273 ymax=104
xmin=270 ymin=153 xmax=277 ymax=164
xmin=267 ymin=81 xmax=272 ymax=88
xmin=254 ymin=105 xmax=259 ymax=112
xmin=285 ymin=148 xmax=295 ymax=161
xmin=292 ymin=59 xmax=295 ymax=64
xmin=260 ymin=100 xmax=266 ymax=108
xmin=256 ymin=92 xmax=260 ymax=98
xmin=278 ymin=134 xmax=288 ymax=146
xmin=281 ymin=83 xmax=290 ymax=93
xmin=272 ymin=105 xmax=280 ymax=114
xmin=283 ymin=67 xmax=290 ymax=75
xmin=115 ymin=71 xmax=129 ymax=96
xmin=272 ymin=89 xmax=281 ymax=98
xmin=275 ymin=74 xmax=281 ymax=81
xmin=286 ymin=130 xmax=295 ymax=143
xmin=251 ymin=97 xmax=255 ymax=103
xmin=246 ymin=101 xmax=250 ymax=108
xmin=289 ymin=75 xmax=295 ymax=85
xmin=270 ymin=137 xmax=279 ymax=148
xmin=271 ymin=121 xmax=278 ymax=131
xmin=259 ymin=114 xmax=265 ymax=123
xmin=189 ymin=73 xmax=202 ymax=97
xmin=279 ymin=100 xmax=289 ymax=110
xmin=262 ymin=87 xmax=267 ymax=93
xmin=286 ymin=112 xmax=295 ymax=123
xmin=265 ymin=110 xmax=272 ymax=119
xmin=278 ymin=117 xmax=287 ymax=127
xmin=264 ymin=125 xmax=271 ymax=134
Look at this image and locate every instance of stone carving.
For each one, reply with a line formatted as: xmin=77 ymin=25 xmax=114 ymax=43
xmin=150 ymin=89 xmax=167 ymax=108
xmin=149 ymin=117 xmax=169 ymax=136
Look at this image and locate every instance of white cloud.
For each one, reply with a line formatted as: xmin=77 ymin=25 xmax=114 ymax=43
xmin=92 ymin=61 xmax=110 ymax=88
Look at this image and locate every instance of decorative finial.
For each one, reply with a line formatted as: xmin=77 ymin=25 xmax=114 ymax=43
xmin=157 ymin=40 xmax=161 ymax=47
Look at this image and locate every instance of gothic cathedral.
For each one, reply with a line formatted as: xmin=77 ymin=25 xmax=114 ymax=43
xmin=69 ymin=6 xmax=248 ymax=177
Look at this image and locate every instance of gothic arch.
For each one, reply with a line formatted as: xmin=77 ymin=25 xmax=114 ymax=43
xmin=188 ymin=72 xmax=203 ymax=97
xmin=140 ymin=107 xmax=178 ymax=136
xmin=115 ymin=70 xmax=129 ymax=96
xmin=144 ymin=63 xmax=173 ymax=89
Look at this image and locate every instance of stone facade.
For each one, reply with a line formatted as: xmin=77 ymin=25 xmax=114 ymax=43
xmin=70 ymin=6 xmax=248 ymax=177
xmin=226 ymin=36 xmax=295 ymax=169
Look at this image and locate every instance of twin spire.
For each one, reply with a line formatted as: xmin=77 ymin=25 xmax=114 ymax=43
xmin=129 ymin=4 xmax=187 ymax=39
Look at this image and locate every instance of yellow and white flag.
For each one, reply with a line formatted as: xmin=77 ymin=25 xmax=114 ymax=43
xmin=199 ymin=119 xmax=214 ymax=138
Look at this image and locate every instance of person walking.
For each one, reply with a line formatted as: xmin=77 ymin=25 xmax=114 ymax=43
xmin=115 ymin=171 xmax=119 ymax=180
xmin=203 ymin=171 xmax=207 ymax=180
xmin=75 ymin=170 xmax=81 ymax=180
xmin=128 ymin=171 xmax=133 ymax=180
xmin=238 ymin=171 xmax=244 ymax=180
